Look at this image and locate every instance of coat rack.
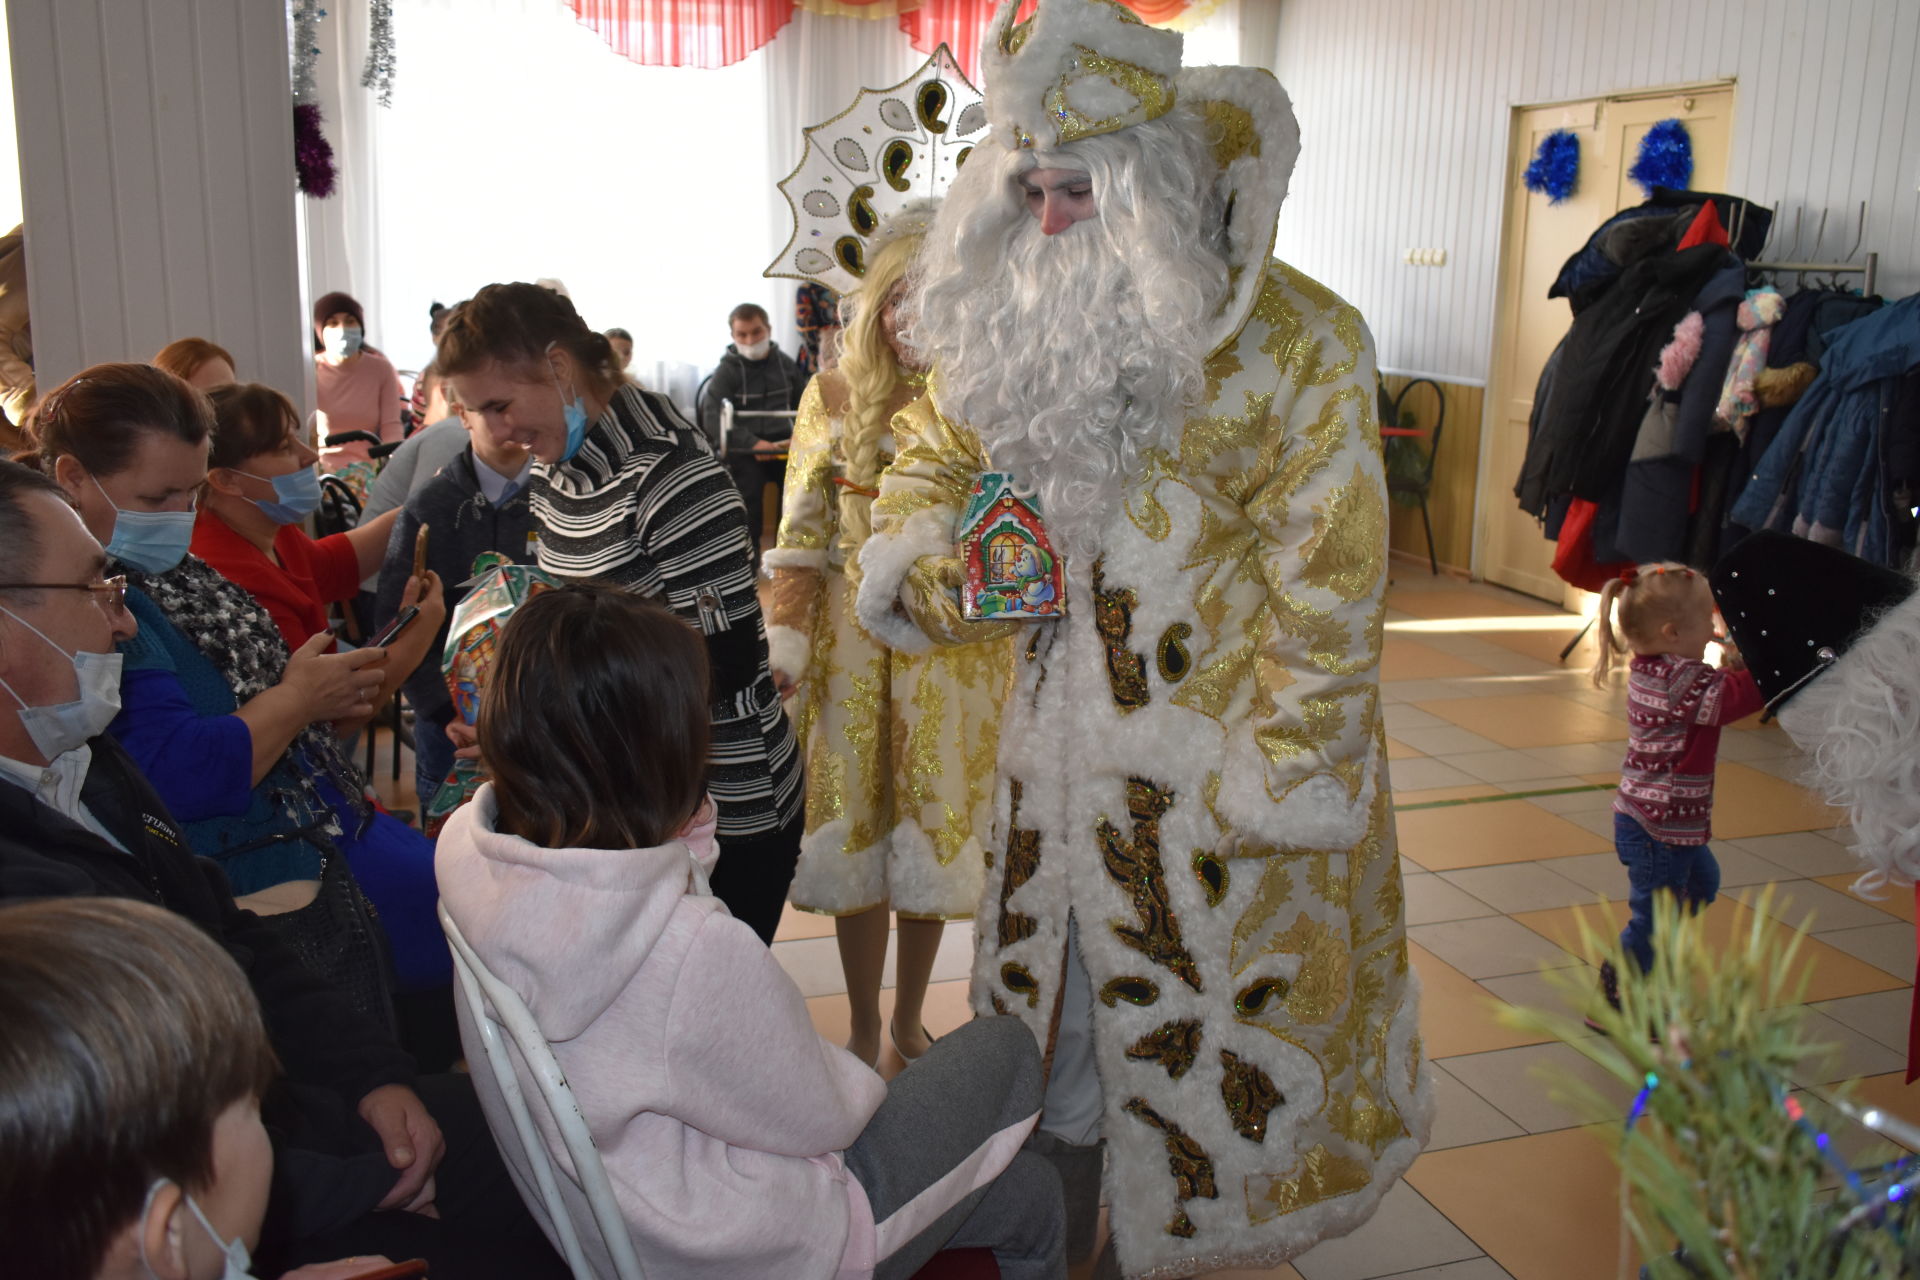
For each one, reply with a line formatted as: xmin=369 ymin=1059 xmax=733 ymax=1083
xmin=1734 ymin=200 xmax=1880 ymax=296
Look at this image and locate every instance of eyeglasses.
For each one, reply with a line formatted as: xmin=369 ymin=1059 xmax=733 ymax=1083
xmin=0 ymin=575 xmax=129 ymax=612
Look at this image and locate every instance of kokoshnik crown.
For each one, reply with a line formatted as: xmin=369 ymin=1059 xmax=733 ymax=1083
xmin=766 ymin=46 xmax=985 ymax=297
xmin=982 ymin=0 xmax=1184 ymax=152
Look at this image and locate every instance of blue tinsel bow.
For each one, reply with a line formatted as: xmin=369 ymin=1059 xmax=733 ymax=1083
xmin=1523 ymin=130 xmax=1580 ymax=204
xmin=1629 ymin=118 xmax=1693 ymax=196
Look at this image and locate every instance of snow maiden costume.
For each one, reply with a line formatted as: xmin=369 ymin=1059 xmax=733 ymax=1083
xmin=855 ymin=2 xmax=1430 ymax=1275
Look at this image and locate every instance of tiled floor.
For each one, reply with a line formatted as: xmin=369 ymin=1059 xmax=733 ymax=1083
xmin=371 ymin=572 xmax=1918 ymax=1279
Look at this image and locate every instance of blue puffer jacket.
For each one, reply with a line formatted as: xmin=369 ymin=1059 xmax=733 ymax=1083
xmin=1728 ymin=294 xmax=1920 ymax=566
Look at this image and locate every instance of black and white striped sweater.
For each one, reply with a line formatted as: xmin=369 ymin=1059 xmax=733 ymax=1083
xmin=531 ymin=385 xmax=802 ymax=839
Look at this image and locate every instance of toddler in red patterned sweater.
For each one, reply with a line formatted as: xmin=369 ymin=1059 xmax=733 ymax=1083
xmin=1589 ymin=564 xmax=1762 ymax=1016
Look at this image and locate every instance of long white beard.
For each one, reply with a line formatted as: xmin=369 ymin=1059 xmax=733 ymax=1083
xmin=911 ymin=118 xmax=1229 ymax=561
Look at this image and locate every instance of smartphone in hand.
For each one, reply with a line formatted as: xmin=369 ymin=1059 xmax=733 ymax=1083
xmin=369 ymin=605 xmax=421 ymax=650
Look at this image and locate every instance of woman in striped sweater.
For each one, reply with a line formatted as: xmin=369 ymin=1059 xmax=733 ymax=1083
xmin=437 ymin=284 xmax=803 ymax=944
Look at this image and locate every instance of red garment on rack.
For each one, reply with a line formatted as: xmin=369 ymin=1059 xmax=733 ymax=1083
xmin=1551 ymin=497 xmax=1633 ymax=593
xmin=1676 ymin=200 xmax=1731 ymax=251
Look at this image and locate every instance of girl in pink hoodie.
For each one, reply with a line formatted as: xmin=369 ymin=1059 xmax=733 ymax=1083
xmin=435 ymin=584 xmax=1064 ymax=1279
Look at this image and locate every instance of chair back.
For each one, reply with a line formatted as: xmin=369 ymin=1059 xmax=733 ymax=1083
xmin=1384 ymin=376 xmax=1447 ymax=493
xmin=440 ymin=903 xmax=647 ymax=1280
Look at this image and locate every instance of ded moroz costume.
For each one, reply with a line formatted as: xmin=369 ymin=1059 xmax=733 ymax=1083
xmin=855 ymin=2 xmax=1431 ymax=1275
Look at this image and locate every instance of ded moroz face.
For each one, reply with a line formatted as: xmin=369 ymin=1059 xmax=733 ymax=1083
xmin=1018 ymin=166 xmax=1098 ymax=235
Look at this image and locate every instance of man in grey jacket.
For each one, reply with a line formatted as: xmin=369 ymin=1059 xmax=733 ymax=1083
xmin=698 ymin=302 xmax=809 ymax=563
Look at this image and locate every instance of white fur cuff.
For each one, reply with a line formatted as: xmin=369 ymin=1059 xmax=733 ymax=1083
xmin=763 ymin=546 xmax=828 ymax=573
xmin=854 ymin=510 xmax=957 ymax=655
xmin=765 ymin=625 xmax=811 ymax=685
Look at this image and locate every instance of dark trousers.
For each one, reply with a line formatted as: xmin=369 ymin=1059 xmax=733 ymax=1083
xmin=264 ymin=1072 xmax=567 ymax=1279
xmin=1615 ymin=811 xmax=1720 ymax=973
xmin=708 ymin=808 xmax=804 ymax=945
xmin=729 ymin=454 xmax=786 ymax=561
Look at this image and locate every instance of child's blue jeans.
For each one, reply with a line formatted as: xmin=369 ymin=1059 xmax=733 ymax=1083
xmin=1615 ymin=811 xmax=1719 ymax=973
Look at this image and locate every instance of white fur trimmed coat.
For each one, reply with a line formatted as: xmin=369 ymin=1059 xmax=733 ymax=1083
xmin=858 ymin=260 xmax=1432 ymax=1278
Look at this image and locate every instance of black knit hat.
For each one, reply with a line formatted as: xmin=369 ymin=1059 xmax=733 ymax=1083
xmin=312 ymin=290 xmax=365 ymax=332
xmin=1709 ymin=530 xmax=1914 ymax=718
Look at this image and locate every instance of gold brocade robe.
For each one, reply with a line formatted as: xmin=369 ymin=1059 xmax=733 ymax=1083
xmin=765 ymin=373 xmax=1011 ymax=919
xmin=858 ymin=262 xmax=1432 ymax=1278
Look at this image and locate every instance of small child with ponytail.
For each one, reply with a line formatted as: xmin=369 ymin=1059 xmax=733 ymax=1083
xmin=1590 ymin=563 xmax=1763 ymax=1010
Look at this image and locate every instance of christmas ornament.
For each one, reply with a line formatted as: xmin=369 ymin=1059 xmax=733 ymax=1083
xmin=293 ymin=103 xmax=337 ymax=198
xmin=361 ymin=0 xmax=396 ymax=107
xmin=1522 ymin=129 xmax=1579 ymax=204
xmin=1628 ymin=117 xmax=1693 ymax=196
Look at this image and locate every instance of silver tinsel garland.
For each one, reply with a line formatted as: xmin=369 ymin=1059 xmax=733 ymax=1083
xmin=361 ymin=0 xmax=396 ymax=107
xmin=290 ymin=0 xmax=324 ymax=105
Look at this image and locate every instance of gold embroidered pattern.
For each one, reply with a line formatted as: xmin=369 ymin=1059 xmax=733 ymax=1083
xmin=997 ymin=780 xmax=1040 ymax=948
xmin=1000 ymin=962 xmax=1040 ymax=1009
xmin=1091 ymin=558 xmax=1150 ymax=713
xmin=1157 ymin=622 xmax=1193 ymax=682
xmin=1230 ymin=858 xmax=1295 ymax=976
xmin=1269 ymin=912 xmax=1352 ymax=1025
xmin=1125 ymin=1019 xmax=1203 ymax=1080
xmin=1299 ymin=464 xmax=1387 ymax=603
xmin=1124 ymin=1097 xmax=1218 ymax=1238
xmin=1099 ymin=976 xmax=1161 ymax=1008
xmin=1191 ymin=848 xmax=1229 ymax=907
xmin=1098 ymin=778 xmax=1202 ymax=993
xmin=1043 ymin=46 xmax=1176 ymax=146
xmin=1220 ymin=1049 xmax=1283 ymax=1142
xmin=1246 ymin=1144 xmax=1371 ymax=1224
xmin=1202 ymin=99 xmax=1260 ymax=169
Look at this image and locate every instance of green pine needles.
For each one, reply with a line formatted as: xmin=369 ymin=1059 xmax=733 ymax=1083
xmin=1505 ymin=891 xmax=1920 ymax=1278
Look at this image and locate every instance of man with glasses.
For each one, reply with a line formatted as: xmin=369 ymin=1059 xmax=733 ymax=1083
xmin=0 ymin=460 xmax=563 ymax=1276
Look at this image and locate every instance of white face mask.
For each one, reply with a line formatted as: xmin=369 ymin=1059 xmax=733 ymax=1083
xmin=140 ymin=1179 xmax=255 ymax=1280
xmin=0 ymin=604 xmax=122 ymax=761
xmin=736 ymin=338 xmax=771 ymax=361
xmin=321 ymin=324 xmax=363 ymax=360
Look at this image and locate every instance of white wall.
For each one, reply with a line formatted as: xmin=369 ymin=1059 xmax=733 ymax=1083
xmin=1268 ymin=0 xmax=1920 ymax=383
xmin=5 ymin=0 xmax=307 ymax=395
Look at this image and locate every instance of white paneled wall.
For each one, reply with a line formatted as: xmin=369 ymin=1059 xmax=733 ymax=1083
xmin=1267 ymin=0 xmax=1920 ymax=383
xmin=6 ymin=0 xmax=307 ymax=395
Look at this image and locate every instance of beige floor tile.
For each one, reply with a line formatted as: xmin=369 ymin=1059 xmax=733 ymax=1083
xmin=1193 ymin=1262 xmax=1304 ymax=1280
xmin=776 ymin=921 xmax=976 ymax=997
xmin=1437 ymin=863 xmax=1601 ymax=914
xmin=1407 ymin=917 xmax=1583 ymax=981
xmin=1476 ymin=968 xmax=1603 ymax=1031
xmin=1521 ymin=742 xmax=1631 ymax=776
xmin=1713 ymin=727 xmax=1809 ymax=763
xmin=1386 ymin=736 xmax=1426 ymax=760
xmin=1815 ymin=921 xmax=1917 ymax=979
xmin=1377 ymin=1262 xmax=1515 ymax=1280
xmin=1510 ymin=897 xmax=1908 ymax=1004
xmin=1424 ymin=1068 xmax=1527 ymax=1151
xmin=1490 ymin=776 xmax=1592 ymax=796
xmin=1386 ymin=586 xmax=1556 ymax=620
xmin=1787 ymin=1008 xmax=1910 ymax=1086
xmin=1831 ymin=1071 xmax=1920 ymax=1140
xmin=803 ymin=978 xmax=973 ymax=1081
xmin=1382 ymin=639 xmax=1495 ymax=682
xmin=1710 ymin=763 xmax=1847 ymax=840
xmin=1405 ymin=873 xmax=1501 ymax=926
xmin=1437 ymin=1042 xmax=1629 ymax=1133
xmin=1392 ymin=726 xmax=1508 ymax=757
xmin=1524 ymin=785 xmax=1619 ymax=815
xmin=1814 ymin=873 xmax=1915 ymax=923
xmin=1383 ymin=704 xmax=1451 ymax=733
xmin=1390 ymin=758 xmax=1486 ymax=793
xmin=776 ymin=902 xmax=845 ymax=942
xmin=1442 ymin=749 xmax=1569 ymax=786
xmin=1393 ymin=784 xmax=1508 ymax=807
xmin=1409 ymin=943 xmax=1553 ymax=1059
xmin=1394 ymin=800 xmax=1613 ymax=872
xmin=1407 ymin=1128 xmax=1629 ymax=1280
xmin=1413 ymin=693 xmax=1630 ymax=750
xmin=1557 ymin=809 xmax=1619 ymax=839
xmin=1291 ymin=1181 xmax=1483 ymax=1280
xmin=1812 ymin=988 xmax=1916 ymax=1053
xmin=1726 ymin=830 xmax=1864 ymax=878
xmin=1728 ymin=879 xmax=1905 ymax=932
xmin=1478 ymin=624 xmax=1593 ymax=667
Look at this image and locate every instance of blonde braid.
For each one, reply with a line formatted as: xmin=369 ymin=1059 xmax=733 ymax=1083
xmin=835 ymin=232 xmax=924 ymax=567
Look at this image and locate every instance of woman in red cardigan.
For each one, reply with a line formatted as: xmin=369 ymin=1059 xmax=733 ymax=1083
xmin=193 ymin=382 xmax=444 ymax=712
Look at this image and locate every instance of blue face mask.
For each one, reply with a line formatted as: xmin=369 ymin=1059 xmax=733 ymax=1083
xmin=547 ymin=346 xmax=591 ymax=463
xmin=90 ymin=476 xmax=195 ymax=575
xmin=241 ymin=465 xmax=324 ymax=525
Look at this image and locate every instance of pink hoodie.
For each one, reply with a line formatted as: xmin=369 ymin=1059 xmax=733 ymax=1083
xmin=436 ymin=787 xmax=888 ymax=1279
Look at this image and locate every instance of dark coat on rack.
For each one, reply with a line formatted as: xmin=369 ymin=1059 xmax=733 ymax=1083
xmin=1517 ymin=243 xmax=1732 ymax=515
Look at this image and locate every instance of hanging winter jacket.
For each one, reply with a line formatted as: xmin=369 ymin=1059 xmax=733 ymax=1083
xmin=1728 ymin=294 xmax=1920 ymax=566
xmin=1519 ymin=243 xmax=1731 ymax=515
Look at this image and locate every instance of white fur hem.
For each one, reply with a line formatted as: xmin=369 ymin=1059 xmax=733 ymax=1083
xmin=788 ymin=817 xmax=891 ymax=915
xmin=765 ymin=625 xmax=811 ymax=685
xmin=763 ymin=546 xmax=827 ymax=572
xmin=855 ymin=510 xmax=957 ymax=655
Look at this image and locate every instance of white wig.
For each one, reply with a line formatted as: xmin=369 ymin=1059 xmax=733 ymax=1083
xmin=907 ymin=105 xmax=1230 ymax=560
xmin=1776 ymin=585 xmax=1920 ymax=891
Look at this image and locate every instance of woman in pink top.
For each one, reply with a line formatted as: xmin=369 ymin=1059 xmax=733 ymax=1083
xmin=1590 ymin=563 xmax=1762 ymax=1013
xmin=312 ymin=291 xmax=404 ymax=485
xmin=434 ymin=584 xmax=1064 ymax=1279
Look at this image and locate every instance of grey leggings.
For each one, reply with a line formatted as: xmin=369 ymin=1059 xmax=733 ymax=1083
xmin=843 ymin=1016 xmax=1067 ymax=1280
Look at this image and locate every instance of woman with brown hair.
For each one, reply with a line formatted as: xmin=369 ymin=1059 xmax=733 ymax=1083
xmin=765 ymin=221 xmax=1011 ymax=1066
xmin=436 ymin=583 xmax=1064 ymax=1280
xmin=152 ymin=337 xmax=237 ymax=390
xmin=436 ymin=281 xmax=802 ymax=944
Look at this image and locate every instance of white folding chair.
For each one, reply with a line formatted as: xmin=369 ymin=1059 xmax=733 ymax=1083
xmin=440 ymin=903 xmax=646 ymax=1280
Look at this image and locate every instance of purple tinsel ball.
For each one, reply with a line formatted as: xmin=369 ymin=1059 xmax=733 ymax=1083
xmin=294 ymin=103 xmax=337 ymax=199
xmin=1523 ymin=130 xmax=1580 ymax=204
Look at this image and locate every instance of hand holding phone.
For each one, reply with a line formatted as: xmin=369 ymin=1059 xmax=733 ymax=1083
xmin=369 ymin=606 xmax=421 ymax=650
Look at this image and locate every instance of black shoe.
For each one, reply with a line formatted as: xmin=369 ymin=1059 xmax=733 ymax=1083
xmin=1583 ymin=959 xmax=1622 ymax=1034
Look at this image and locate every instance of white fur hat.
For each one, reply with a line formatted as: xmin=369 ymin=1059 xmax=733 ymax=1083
xmin=981 ymin=0 xmax=1184 ymax=152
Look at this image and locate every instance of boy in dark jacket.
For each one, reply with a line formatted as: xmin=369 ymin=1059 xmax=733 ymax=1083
xmin=698 ymin=302 xmax=810 ymax=561
xmin=374 ymin=413 xmax=537 ymax=809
